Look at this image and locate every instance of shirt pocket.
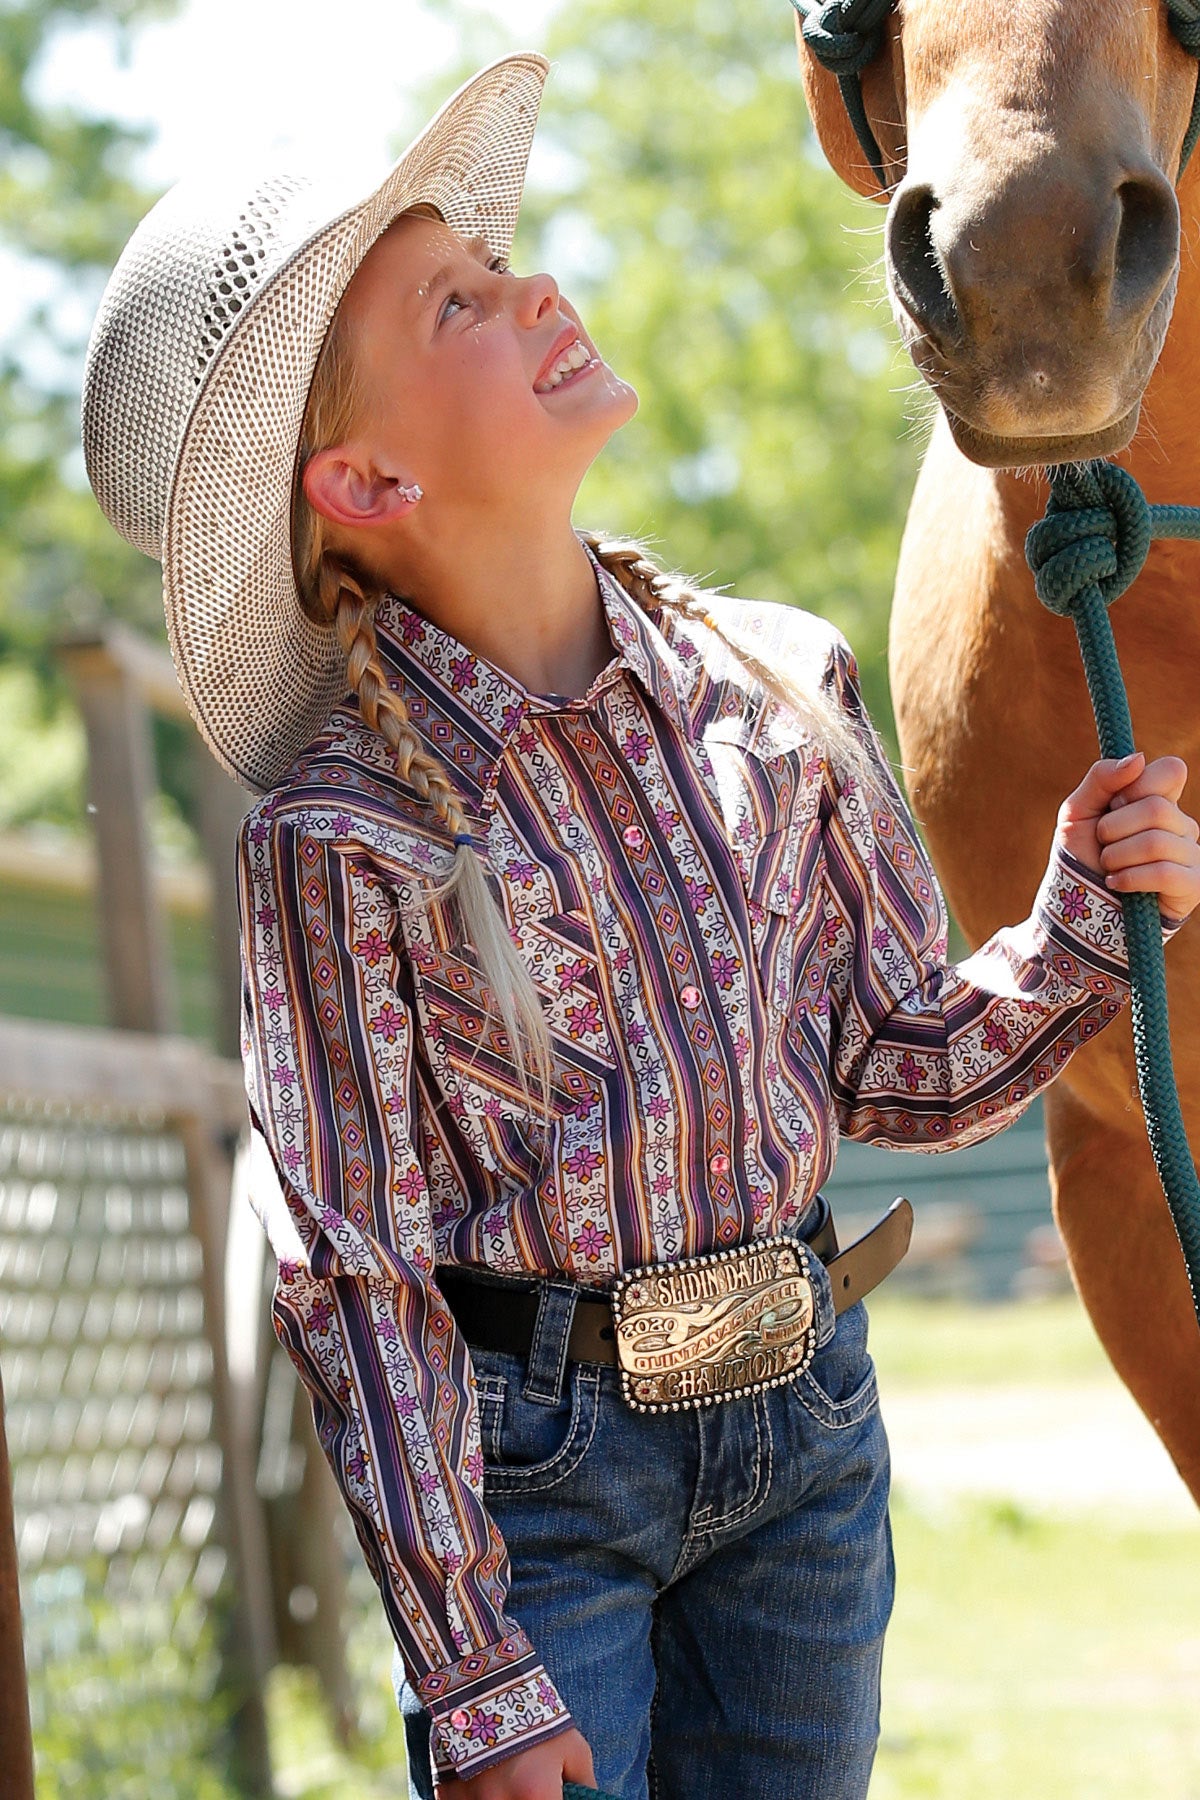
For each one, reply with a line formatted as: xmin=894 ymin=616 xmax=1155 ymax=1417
xmin=407 ymin=904 xmax=618 ymax=1116
xmin=704 ymin=717 xmax=826 ymax=1020
xmin=740 ymin=829 xmax=828 ymax=1025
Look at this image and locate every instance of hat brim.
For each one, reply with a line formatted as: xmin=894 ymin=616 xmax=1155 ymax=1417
xmin=161 ymin=52 xmax=549 ymax=793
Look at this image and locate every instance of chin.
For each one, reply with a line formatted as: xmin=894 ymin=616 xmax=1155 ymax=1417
xmin=577 ymin=368 xmax=639 ymax=447
xmin=942 ymin=402 xmax=1140 ymax=471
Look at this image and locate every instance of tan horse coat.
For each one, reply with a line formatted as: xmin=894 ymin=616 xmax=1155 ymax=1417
xmin=799 ymin=1 xmax=1200 ymax=1499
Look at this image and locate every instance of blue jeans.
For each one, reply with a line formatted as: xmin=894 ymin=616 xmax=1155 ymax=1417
xmin=398 ymin=1243 xmax=893 ymax=1799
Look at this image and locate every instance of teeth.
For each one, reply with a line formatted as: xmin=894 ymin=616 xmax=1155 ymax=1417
xmin=540 ymin=339 xmax=592 ymax=388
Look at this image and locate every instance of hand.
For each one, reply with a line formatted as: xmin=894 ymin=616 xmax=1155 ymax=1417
xmin=1055 ymin=752 xmax=1200 ymax=923
xmin=435 ymin=1727 xmax=595 ymax=1800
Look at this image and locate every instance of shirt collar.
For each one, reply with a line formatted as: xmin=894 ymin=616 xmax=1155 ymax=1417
xmin=365 ymin=541 xmax=696 ymax=816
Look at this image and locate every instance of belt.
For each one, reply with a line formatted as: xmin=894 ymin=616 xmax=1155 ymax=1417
xmin=437 ymin=1196 xmax=913 ymax=1370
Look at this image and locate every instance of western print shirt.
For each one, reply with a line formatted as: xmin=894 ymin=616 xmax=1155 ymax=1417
xmin=236 ymin=545 xmax=1156 ymax=1779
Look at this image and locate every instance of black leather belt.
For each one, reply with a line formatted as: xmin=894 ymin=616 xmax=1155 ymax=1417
xmin=437 ymin=1197 xmax=913 ymax=1370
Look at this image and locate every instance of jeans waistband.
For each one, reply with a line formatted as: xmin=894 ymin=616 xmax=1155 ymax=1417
xmin=439 ymin=1192 xmax=833 ymax=1407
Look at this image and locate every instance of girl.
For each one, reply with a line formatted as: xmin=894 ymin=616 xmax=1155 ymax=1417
xmin=81 ymin=52 xmax=1200 ymax=1800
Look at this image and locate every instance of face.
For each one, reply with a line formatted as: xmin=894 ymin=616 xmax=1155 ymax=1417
xmin=312 ymin=211 xmax=637 ymax=541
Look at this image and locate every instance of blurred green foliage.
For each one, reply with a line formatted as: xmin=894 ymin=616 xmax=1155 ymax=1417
xmin=0 ymin=0 xmax=178 ymax=831
xmin=28 ymin=1558 xmax=234 ymax=1799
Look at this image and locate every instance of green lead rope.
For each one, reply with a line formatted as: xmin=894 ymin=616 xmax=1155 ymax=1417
xmin=1025 ymin=460 xmax=1200 ymax=1325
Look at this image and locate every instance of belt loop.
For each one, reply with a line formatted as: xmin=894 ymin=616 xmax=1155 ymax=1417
xmin=522 ymin=1281 xmax=578 ymax=1406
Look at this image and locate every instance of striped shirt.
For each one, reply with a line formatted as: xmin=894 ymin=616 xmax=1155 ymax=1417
xmin=236 ymin=543 xmax=1151 ymax=1779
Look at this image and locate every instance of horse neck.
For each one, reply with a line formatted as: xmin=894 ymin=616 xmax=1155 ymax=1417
xmin=1125 ymin=155 xmax=1200 ymax=503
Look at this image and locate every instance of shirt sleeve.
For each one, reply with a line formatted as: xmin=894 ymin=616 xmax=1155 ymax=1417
xmin=816 ymin=636 xmax=1184 ymax=1149
xmin=236 ymin=809 xmax=572 ymax=1781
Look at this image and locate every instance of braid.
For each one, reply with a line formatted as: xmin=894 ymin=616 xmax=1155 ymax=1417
xmin=325 ymin=558 xmax=468 ymax=835
xmin=580 ymin=528 xmax=876 ymax=790
xmin=577 ymin=527 xmax=707 ymax=619
xmin=316 ymin=553 xmax=554 ymax=1113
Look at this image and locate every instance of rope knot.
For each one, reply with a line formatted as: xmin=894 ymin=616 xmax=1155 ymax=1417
xmin=1167 ymin=0 xmax=1200 ymax=58
xmin=794 ymin=0 xmax=891 ymax=79
xmin=1024 ymin=462 xmax=1152 ymax=618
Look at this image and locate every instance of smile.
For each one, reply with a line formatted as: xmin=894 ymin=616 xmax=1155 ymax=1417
xmin=533 ymin=337 xmax=600 ymax=393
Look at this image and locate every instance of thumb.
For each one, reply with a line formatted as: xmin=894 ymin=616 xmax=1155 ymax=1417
xmin=1060 ymin=752 xmax=1145 ymax=824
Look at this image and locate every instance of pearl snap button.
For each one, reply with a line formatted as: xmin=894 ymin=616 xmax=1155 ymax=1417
xmin=680 ymin=984 xmax=702 ymax=1010
xmin=450 ymin=1708 xmax=470 ymax=1730
xmin=709 ymin=1151 xmax=732 ymax=1176
xmin=622 ymin=824 xmax=644 ymax=848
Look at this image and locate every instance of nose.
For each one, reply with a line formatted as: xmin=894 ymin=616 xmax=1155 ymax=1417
xmin=886 ymin=163 xmax=1178 ymax=351
xmin=512 ymin=268 xmax=559 ymax=325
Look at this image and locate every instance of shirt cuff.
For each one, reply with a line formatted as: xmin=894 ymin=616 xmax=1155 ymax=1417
xmin=1034 ymin=844 xmax=1182 ymax=985
xmin=416 ymin=1629 xmax=573 ymax=1780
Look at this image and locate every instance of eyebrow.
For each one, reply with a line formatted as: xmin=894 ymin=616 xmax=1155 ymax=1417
xmin=416 ymin=236 xmax=495 ymax=315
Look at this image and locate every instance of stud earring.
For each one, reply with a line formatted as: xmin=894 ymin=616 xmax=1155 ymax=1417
xmin=398 ymin=481 xmax=423 ymax=504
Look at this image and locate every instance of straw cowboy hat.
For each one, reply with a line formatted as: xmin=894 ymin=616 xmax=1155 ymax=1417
xmin=81 ymin=52 xmax=549 ymax=794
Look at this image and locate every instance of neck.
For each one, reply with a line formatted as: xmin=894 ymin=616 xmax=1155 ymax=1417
xmin=378 ymin=516 xmax=613 ymax=698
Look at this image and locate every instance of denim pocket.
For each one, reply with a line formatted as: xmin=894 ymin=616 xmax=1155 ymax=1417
xmin=474 ymin=1351 xmax=601 ymax=1495
xmin=791 ymin=1252 xmax=879 ymax=1430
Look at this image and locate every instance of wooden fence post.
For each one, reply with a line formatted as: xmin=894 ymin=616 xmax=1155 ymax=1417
xmin=180 ymin=1109 xmax=278 ymax=1797
xmin=58 ymin=634 xmax=178 ymax=1035
xmin=194 ymin=750 xmax=250 ymax=1061
xmin=0 ymin=1364 xmax=35 ymax=1800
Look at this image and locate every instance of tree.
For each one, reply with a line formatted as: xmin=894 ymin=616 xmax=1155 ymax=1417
xmin=0 ymin=0 xmax=179 ymax=830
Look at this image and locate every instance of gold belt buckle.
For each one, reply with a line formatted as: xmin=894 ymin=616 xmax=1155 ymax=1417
xmin=610 ymin=1235 xmax=818 ymax=1413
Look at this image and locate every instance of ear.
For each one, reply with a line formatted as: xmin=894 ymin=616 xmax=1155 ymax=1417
xmin=793 ymin=10 xmax=907 ymax=202
xmin=302 ymin=446 xmax=422 ymax=530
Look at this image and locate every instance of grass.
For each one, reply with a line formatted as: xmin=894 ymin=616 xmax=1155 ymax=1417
xmin=874 ymin=1497 xmax=1200 ymax=1798
xmin=867 ymin=1293 xmax=1200 ymax=1796
xmin=865 ymin=1290 xmax=1116 ymax=1387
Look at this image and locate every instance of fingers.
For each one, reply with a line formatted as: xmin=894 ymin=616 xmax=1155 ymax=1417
xmin=1059 ymin=752 xmax=1146 ymax=824
xmin=1105 ymin=859 xmax=1200 ymax=919
xmin=1096 ymin=793 xmax=1200 ymax=849
xmin=1099 ymin=829 xmax=1200 ymax=875
xmin=1105 ymin=753 xmax=1189 ymax=810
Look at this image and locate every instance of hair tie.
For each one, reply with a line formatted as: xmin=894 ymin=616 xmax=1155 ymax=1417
xmin=453 ymin=831 xmax=475 ymax=849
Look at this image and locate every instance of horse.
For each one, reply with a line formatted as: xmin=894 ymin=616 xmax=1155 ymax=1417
xmin=796 ymin=0 xmax=1200 ymax=1501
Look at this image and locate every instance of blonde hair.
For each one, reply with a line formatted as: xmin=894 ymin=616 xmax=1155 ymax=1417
xmin=292 ymin=218 xmax=874 ymax=1113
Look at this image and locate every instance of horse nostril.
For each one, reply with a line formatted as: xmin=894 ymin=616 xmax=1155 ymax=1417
xmin=886 ymin=184 xmax=961 ymax=348
xmin=1112 ymin=171 xmax=1179 ymax=321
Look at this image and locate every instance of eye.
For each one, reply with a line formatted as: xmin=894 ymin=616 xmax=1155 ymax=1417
xmin=437 ymin=256 xmax=512 ymax=325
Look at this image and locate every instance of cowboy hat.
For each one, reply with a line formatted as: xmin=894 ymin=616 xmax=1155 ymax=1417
xmin=82 ymin=52 xmax=549 ymax=793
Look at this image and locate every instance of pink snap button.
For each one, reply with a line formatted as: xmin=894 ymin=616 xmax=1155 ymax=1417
xmin=622 ymin=825 xmax=644 ymax=849
xmin=450 ymin=1708 xmax=470 ymax=1730
xmin=709 ymin=1152 xmax=732 ymax=1176
xmin=680 ymin=984 xmax=702 ymax=1010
